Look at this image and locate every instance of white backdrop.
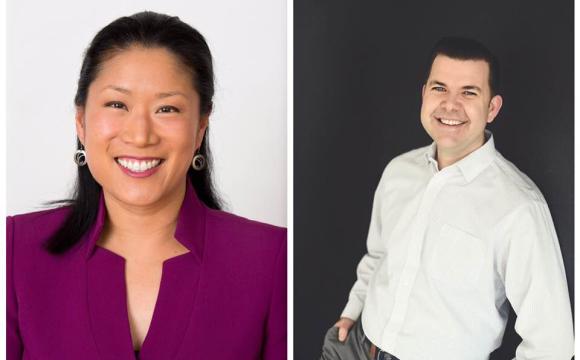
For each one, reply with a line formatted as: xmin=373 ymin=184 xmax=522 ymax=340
xmin=6 ymin=0 xmax=286 ymax=226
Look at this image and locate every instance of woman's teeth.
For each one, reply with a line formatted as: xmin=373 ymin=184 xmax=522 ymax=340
xmin=116 ymin=158 xmax=161 ymax=172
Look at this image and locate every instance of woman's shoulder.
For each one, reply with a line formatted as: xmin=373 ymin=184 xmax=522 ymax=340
xmin=9 ymin=205 xmax=71 ymax=221
xmin=7 ymin=206 xmax=72 ymax=246
xmin=202 ymin=208 xmax=286 ymax=290
xmin=204 ymin=208 xmax=286 ymax=249
xmin=206 ymin=207 xmax=285 ymax=235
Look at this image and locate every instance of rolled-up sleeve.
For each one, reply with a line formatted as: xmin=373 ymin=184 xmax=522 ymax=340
xmin=497 ymin=201 xmax=574 ymax=359
xmin=7 ymin=216 xmax=23 ymax=359
xmin=341 ymin=173 xmax=388 ymax=321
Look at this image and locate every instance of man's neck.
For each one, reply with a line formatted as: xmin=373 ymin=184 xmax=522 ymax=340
xmin=436 ymin=135 xmax=486 ymax=170
xmin=436 ymin=151 xmax=466 ymax=170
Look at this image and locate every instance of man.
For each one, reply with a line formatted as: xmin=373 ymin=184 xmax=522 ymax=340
xmin=320 ymin=37 xmax=573 ymax=360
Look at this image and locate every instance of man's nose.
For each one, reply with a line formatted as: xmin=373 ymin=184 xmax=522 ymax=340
xmin=121 ymin=107 xmax=160 ymax=146
xmin=440 ymin=94 xmax=460 ymax=112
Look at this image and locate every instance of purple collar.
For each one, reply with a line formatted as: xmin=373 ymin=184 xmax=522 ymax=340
xmin=83 ymin=180 xmax=206 ymax=263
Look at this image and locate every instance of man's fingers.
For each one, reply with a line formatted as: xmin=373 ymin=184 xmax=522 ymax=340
xmin=332 ymin=318 xmax=354 ymax=342
xmin=338 ymin=326 xmax=347 ymax=342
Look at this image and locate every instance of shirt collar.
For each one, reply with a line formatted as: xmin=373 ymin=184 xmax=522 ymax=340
xmin=84 ymin=180 xmax=206 ymax=262
xmin=424 ymin=130 xmax=497 ymax=182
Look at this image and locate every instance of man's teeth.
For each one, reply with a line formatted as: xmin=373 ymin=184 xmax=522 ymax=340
xmin=439 ymin=118 xmax=464 ymax=126
xmin=117 ymin=158 xmax=161 ymax=172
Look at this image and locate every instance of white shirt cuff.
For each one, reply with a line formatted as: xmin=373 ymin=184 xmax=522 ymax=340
xmin=340 ymin=299 xmax=363 ymax=321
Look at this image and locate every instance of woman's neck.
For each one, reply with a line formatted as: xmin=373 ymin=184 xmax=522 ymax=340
xmin=97 ymin=183 xmax=187 ymax=261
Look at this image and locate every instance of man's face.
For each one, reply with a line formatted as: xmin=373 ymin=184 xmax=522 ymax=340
xmin=420 ymin=55 xmax=502 ymax=162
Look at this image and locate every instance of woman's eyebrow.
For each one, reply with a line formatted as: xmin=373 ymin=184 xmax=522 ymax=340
xmin=102 ymin=85 xmax=131 ymax=94
xmin=101 ymin=85 xmax=187 ymax=98
xmin=156 ymin=91 xmax=187 ymax=99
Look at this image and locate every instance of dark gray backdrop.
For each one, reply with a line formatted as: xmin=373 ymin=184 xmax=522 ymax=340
xmin=294 ymin=1 xmax=573 ymax=359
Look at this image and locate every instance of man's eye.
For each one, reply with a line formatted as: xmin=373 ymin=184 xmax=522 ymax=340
xmin=157 ymin=105 xmax=180 ymax=113
xmin=105 ymin=101 xmax=127 ymax=110
xmin=463 ymin=91 xmax=477 ymax=96
xmin=432 ymin=86 xmax=446 ymax=92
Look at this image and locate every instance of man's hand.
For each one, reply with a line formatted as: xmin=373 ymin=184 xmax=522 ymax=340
xmin=333 ymin=317 xmax=355 ymax=342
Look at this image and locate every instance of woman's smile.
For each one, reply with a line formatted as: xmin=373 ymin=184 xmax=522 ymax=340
xmin=115 ymin=157 xmax=165 ymax=178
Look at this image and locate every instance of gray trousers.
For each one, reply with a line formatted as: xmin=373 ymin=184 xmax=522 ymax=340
xmin=320 ymin=320 xmax=372 ymax=360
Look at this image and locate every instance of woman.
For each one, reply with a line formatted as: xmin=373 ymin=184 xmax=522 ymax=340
xmin=6 ymin=11 xmax=286 ymax=360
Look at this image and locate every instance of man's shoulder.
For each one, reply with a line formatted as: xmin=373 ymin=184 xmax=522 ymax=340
xmin=390 ymin=145 xmax=431 ymax=165
xmin=489 ymin=151 xmax=546 ymax=204
xmin=379 ymin=145 xmax=431 ymax=177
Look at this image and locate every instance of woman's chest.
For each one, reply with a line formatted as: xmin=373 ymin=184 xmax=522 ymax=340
xmin=17 ymin=248 xmax=271 ymax=360
xmin=124 ymin=261 xmax=163 ymax=351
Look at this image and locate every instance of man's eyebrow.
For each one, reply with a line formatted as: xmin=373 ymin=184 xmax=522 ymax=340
xmin=462 ymin=85 xmax=482 ymax=92
xmin=101 ymin=85 xmax=187 ymax=98
xmin=428 ymin=80 xmax=446 ymax=87
xmin=427 ymin=81 xmax=482 ymax=92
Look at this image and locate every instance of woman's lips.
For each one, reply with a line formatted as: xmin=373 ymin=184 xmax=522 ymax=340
xmin=115 ymin=157 xmax=164 ymax=178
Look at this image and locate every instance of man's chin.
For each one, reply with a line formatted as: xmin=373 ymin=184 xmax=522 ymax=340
xmin=433 ymin=136 xmax=463 ymax=150
xmin=435 ymin=136 xmax=485 ymax=160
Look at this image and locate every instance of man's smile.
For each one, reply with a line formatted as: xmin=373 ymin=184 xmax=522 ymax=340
xmin=434 ymin=116 xmax=467 ymax=127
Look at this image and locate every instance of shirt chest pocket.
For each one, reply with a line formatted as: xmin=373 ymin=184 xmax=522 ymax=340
xmin=428 ymin=224 xmax=484 ymax=288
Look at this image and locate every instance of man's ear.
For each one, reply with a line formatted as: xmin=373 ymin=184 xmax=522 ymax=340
xmin=487 ymin=95 xmax=503 ymax=124
xmin=421 ymin=84 xmax=426 ymax=99
xmin=75 ymin=107 xmax=86 ymax=145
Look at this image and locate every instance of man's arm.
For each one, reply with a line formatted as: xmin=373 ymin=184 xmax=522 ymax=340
xmin=496 ymin=201 xmax=573 ymax=359
xmin=335 ymin=171 xmax=388 ymax=340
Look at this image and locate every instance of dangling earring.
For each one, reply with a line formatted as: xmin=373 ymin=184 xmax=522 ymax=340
xmin=192 ymin=152 xmax=206 ymax=170
xmin=74 ymin=146 xmax=87 ymax=166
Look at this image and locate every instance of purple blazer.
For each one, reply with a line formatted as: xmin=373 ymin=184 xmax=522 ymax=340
xmin=7 ymin=182 xmax=287 ymax=360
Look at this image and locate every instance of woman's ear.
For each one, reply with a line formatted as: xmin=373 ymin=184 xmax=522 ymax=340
xmin=75 ymin=107 xmax=86 ymax=145
xmin=196 ymin=115 xmax=209 ymax=151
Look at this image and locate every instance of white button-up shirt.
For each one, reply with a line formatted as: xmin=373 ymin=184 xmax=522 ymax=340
xmin=341 ymin=132 xmax=573 ymax=360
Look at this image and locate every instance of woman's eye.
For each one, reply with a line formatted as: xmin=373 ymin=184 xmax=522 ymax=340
xmin=157 ymin=105 xmax=180 ymax=113
xmin=105 ymin=101 xmax=127 ymax=110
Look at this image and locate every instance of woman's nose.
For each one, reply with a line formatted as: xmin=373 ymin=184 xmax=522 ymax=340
xmin=120 ymin=107 xmax=160 ymax=146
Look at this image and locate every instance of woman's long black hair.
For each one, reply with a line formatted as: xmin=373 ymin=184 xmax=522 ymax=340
xmin=45 ymin=11 xmax=221 ymax=254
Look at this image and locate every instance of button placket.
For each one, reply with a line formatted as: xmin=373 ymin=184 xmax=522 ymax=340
xmin=380 ymin=172 xmax=449 ymax=348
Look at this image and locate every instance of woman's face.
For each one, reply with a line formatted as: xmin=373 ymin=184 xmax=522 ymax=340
xmin=76 ymin=46 xmax=208 ymax=209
